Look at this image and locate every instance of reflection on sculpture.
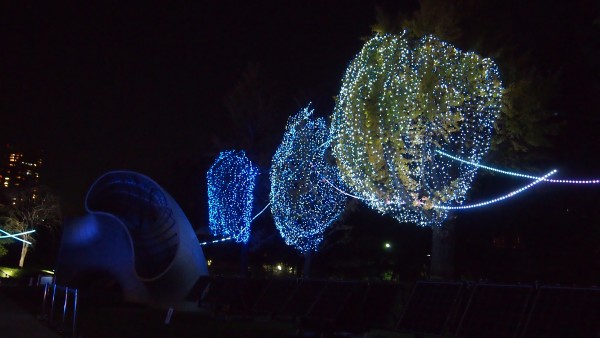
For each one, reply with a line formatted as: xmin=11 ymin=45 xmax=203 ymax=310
xmin=55 ymin=171 xmax=208 ymax=308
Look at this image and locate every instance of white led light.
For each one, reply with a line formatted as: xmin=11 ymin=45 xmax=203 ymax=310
xmin=199 ymin=236 xmax=232 ymax=246
xmin=0 ymin=228 xmax=34 ymax=245
xmin=0 ymin=229 xmax=36 ymax=238
xmin=251 ymin=202 xmax=271 ymax=222
xmin=330 ymin=33 xmax=503 ymax=226
xmin=270 ymin=106 xmax=347 ymax=253
xmin=434 ymin=170 xmax=557 ymax=210
xmin=437 ymin=150 xmax=600 ymax=184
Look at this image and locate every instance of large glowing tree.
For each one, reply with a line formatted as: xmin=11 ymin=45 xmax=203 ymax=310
xmin=331 ymin=33 xmax=503 ymax=227
xmin=270 ymin=107 xmax=347 ymax=256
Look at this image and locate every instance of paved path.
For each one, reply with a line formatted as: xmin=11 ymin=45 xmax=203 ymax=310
xmin=0 ymin=289 xmax=60 ymax=338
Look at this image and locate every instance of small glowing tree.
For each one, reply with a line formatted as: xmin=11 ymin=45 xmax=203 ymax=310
xmin=207 ymin=150 xmax=259 ymax=244
xmin=270 ymin=107 xmax=347 ymax=276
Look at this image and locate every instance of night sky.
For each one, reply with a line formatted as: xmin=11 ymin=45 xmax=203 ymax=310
xmin=1 ymin=1 xmax=393 ymax=216
xmin=1 ymin=0 xmax=599 ymax=244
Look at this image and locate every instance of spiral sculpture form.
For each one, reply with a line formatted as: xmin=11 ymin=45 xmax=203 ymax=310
xmin=55 ymin=171 xmax=208 ymax=308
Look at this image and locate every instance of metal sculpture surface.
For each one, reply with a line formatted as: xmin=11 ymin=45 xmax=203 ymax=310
xmin=56 ymin=171 xmax=208 ymax=307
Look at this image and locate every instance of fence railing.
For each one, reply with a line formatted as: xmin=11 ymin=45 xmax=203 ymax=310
xmin=192 ymin=276 xmax=600 ymax=337
xmin=41 ymin=283 xmax=79 ymax=337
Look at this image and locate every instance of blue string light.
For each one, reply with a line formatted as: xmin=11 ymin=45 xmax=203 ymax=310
xmin=433 ymin=170 xmax=557 ymax=210
xmin=0 ymin=228 xmax=34 ymax=245
xmin=437 ymin=150 xmax=600 ymax=184
xmin=270 ymin=106 xmax=347 ymax=254
xmin=316 ymin=165 xmax=556 ymax=211
xmin=251 ymin=202 xmax=271 ymax=222
xmin=330 ymin=32 xmax=503 ymax=227
xmin=199 ymin=237 xmax=232 ymax=246
xmin=207 ymin=150 xmax=259 ymax=244
xmin=316 ymin=169 xmax=380 ymax=202
xmin=201 ymin=202 xmax=270 ymax=247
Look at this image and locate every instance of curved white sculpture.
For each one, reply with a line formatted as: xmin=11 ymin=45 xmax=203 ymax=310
xmin=56 ymin=171 xmax=208 ymax=308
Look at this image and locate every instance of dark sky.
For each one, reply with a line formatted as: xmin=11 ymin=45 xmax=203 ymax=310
xmin=1 ymin=0 xmax=599 ymax=224
xmin=1 ymin=1 xmax=390 ymax=215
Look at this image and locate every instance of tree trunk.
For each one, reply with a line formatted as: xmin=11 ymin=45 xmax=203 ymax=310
xmin=239 ymin=241 xmax=249 ymax=277
xmin=303 ymin=252 xmax=312 ymax=279
xmin=430 ymin=217 xmax=456 ymax=280
xmin=19 ymin=241 xmax=29 ymax=268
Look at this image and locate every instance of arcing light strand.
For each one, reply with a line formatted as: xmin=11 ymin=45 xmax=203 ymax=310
xmin=312 ymin=163 xmax=379 ymax=202
xmin=0 ymin=228 xmax=33 ymax=245
xmin=201 ymin=203 xmax=270 ymax=247
xmin=251 ymin=202 xmax=271 ymax=222
xmin=434 ymin=170 xmax=557 ymax=210
xmin=437 ymin=150 xmax=600 ymax=184
xmin=0 ymin=229 xmax=36 ymax=238
xmin=199 ymin=237 xmax=232 ymax=246
xmin=316 ymin=163 xmax=553 ymax=212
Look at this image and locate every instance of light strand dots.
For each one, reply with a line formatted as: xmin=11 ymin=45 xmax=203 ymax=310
xmin=201 ymin=203 xmax=269 ymax=247
xmin=309 ymin=162 xmax=381 ymax=202
xmin=434 ymin=170 xmax=557 ymax=210
xmin=251 ymin=202 xmax=271 ymax=222
xmin=437 ymin=150 xmax=600 ymax=184
xmin=270 ymin=106 xmax=347 ymax=253
xmin=199 ymin=237 xmax=232 ymax=246
xmin=0 ymin=228 xmax=35 ymax=245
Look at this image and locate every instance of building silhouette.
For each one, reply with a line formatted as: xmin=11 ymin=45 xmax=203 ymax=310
xmin=0 ymin=144 xmax=43 ymax=204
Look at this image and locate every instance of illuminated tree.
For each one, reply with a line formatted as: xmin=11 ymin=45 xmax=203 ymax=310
xmin=331 ymin=33 xmax=503 ymax=227
xmin=1 ymin=187 xmax=62 ymax=268
xmin=384 ymin=0 xmax=561 ymax=165
xmin=213 ymin=63 xmax=292 ymax=256
xmin=207 ymin=150 xmax=259 ymax=244
xmin=270 ymin=107 xmax=347 ymax=265
xmin=368 ymin=2 xmax=564 ymax=279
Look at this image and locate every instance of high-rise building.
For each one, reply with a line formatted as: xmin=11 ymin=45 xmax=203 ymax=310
xmin=0 ymin=144 xmax=43 ymax=204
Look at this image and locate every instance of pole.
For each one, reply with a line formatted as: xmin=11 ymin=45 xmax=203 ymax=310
xmin=62 ymin=287 xmax=69 ymax=329
xmin=42 ymin=283 xmax=49 ymax=316
xmin=50 ymin=284 xmax=57 ymax=320
xmin=72 ymin=289 xmax=78 ymax=338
